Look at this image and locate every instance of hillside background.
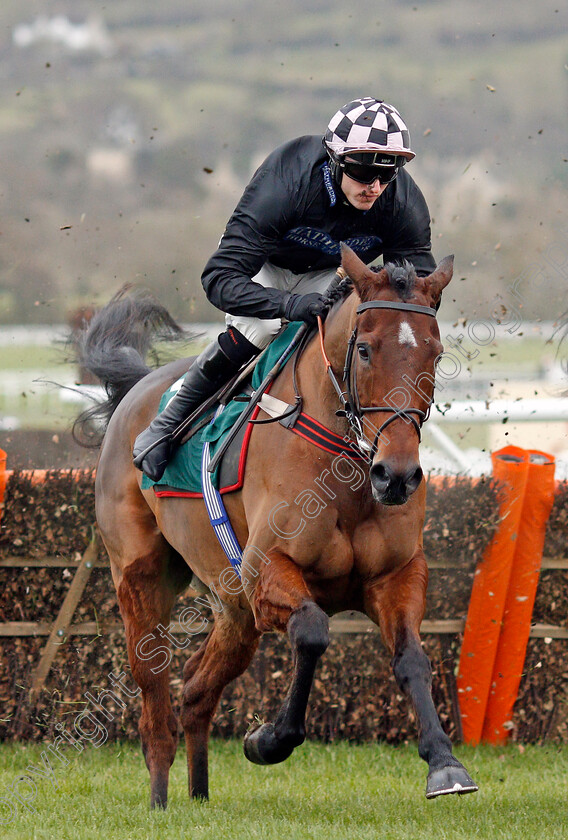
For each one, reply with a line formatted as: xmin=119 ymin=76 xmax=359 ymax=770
xmin=0 ymin=0 xmax=567 ymax=325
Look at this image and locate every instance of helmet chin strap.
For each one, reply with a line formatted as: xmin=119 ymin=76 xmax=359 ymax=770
xmin=322 ymin=139 xmax=343 ymax=191
xmin=326 ymin=153 xmax=343 ymax=190
xmin=332 ymin=164 xmax=343 ymax=191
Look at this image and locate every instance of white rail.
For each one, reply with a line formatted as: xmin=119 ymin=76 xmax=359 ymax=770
xmin=432 ymin=398 xmax=568 ymax=424
xmin=427 ymin=398 xmax=568 ymax=471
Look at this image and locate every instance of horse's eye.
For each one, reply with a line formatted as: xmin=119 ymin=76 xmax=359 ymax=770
xmin=357 ymin=344 xmax=370 ymax=362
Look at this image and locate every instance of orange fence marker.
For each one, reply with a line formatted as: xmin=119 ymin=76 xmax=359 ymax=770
xmin=3 ymin=468 xmax=93 ymax=485
xmin=457 ymin=445 xmax=530 ymax=745
xmin=0 ymin=449 xmax=6 ymax=526
xmin=481 ymin=449 xmax=556 ymax=743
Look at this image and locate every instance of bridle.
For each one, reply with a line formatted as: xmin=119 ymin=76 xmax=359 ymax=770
xmin=317 ymin=299 xmax=438 ymax=461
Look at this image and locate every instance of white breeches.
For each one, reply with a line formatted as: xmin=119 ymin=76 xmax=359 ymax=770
xmin=224 ymin=263 xmax=339 ymax=349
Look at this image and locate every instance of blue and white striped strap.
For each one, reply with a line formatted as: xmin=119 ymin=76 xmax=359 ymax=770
xmin=200 ymin=406 xmax=243 ymax=577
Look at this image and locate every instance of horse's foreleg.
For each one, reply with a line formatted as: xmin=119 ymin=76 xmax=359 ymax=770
xmin=243 ymin=550 xmax=329 ymax=765
xmin=181 ymin=606 xmax=259 ymax=800
xmin=114 ymin=550 xmax=182 ymax=809
xmin=364 ymin=552 xmax=478 ymax=798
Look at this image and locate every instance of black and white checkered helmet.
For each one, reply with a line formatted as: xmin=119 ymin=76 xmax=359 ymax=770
xmin=324 ymin=97 xmax=415 ymax=162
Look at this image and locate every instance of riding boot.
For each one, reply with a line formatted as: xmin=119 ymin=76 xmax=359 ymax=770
xmin=133 ymin=335 xmax=255 ymax=482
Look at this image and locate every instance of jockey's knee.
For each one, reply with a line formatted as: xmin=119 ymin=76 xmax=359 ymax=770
xmin=224 ymin=313 xmax=282 ymax=350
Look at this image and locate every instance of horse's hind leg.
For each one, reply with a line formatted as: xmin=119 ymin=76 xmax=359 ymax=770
xmin=242 ymin=550 xmax=329 ymax=766
xmin=364 ymin=551 xmax=478 ymax=798
xmin=181 ymin=605 xmax=259 ymax=800
xmin=107 ymin=532 xmax=191 ymax=809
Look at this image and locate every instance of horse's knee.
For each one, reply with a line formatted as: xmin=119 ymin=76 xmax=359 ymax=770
xmin=392 ymin=641 xmax=431 ymax=692
xmin=140 ymin=708 xmax=177 ymax=740
xmin=140 ymin=708 xmax=178 ymax=768
xmin=181 ymin=671 xmax=210 ymax=716
xmin=253 ymin=551 xmax=313 ymax=632
xmin=288 ymin=601 xmax=329 ymax=658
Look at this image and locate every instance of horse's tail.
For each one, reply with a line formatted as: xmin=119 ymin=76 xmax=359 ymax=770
xmin=72 ymin=285 xmax=186 ymax=447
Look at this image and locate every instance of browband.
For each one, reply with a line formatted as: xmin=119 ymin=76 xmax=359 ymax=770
xmin=356 ymin=300 xmax=437 ymax=318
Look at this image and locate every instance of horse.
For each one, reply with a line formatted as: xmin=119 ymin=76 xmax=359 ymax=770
xmin=74 ymin=244 xmax=478 ymax=808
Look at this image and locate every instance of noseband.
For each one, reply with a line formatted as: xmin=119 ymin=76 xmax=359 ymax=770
xmin=319 ymin=299 xmax=437 ymax=460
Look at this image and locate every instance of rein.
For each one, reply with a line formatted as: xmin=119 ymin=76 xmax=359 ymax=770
xmin=317 ymin=298 xmax=438 ymax=460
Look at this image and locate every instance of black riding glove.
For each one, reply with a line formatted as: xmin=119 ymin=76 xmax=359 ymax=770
xmin=283 ymin=292 xmax=327 ymax=326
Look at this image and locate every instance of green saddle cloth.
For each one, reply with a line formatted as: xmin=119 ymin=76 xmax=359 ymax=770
xmin=141 ymin=322 xmax=303 ymax=493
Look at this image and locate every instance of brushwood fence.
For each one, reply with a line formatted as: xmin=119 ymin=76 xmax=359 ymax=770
xmin=0 ymin=461 xmax=567 ymax=745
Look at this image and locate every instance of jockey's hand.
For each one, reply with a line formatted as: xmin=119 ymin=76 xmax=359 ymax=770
xmin=283 ymin=292 xmax=327 ymax=326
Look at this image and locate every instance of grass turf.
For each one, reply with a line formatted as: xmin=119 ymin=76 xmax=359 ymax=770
xmin=0 ymin=740 xmax=566 ymax=840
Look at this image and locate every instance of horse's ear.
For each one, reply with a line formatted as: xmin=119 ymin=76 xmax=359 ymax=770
xmin=340 ymin=243 xmax=387 ymax=300
xmin=426 ymin=255 xmax=454 ymax=305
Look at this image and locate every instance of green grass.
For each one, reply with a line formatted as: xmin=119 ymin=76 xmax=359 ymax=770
xmin=0 ymin=338 xmax=206 ymax=372
xmin=0 ymin=740 xmax=567 ymax=840
xmin=0 ymin=339 xmax=206 ymax=431
xmin=0 ymin=345 xmax=67 ymax=371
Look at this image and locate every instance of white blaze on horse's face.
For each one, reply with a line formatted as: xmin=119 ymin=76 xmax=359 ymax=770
xmin=398 ymin=321 xmax=418 ymax=348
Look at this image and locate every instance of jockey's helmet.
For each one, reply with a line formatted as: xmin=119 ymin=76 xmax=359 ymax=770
xmin=323 ymin=97 xmax=415 ymax=188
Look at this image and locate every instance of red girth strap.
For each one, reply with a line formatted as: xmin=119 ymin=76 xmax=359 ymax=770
xmin=288 ymin=411 xmax=367 ymax=462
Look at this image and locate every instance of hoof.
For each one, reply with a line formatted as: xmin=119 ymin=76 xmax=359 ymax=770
xmin=150 ymin=774 xmax=169 ymax=809
xmin=243 ymin=722 xmax=298 ymax=766
xmin=426 ymin=764 xmax=479 ymax=799
xmin=150 ymin=792 xmax=168 ymax=810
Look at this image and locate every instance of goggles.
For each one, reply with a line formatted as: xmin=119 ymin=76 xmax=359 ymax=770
xmin=338 ymin=153 xmax=401 ymax=185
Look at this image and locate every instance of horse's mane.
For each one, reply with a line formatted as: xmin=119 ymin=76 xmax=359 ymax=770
xmin=341 ymin=260 xmax=417 ymax=305
xmin=383 ymin=260 xmax=417 ymax=301
xmin=322 ymin=275 xmax=353 ymax=310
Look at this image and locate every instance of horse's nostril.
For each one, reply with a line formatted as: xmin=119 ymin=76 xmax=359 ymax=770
xmin=371 ymin=462 xmax=393 ymax=490
xmin=371 ymin=461 xmax=422 ymax=503
xmin=373 ymin=463 xmax=389 ymax=482
xmin=404 ymin=465 xmax=423 ymax=497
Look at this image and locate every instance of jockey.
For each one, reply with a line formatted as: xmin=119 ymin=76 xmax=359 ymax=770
xmin=133 ymin=96 xmax=437 ymax=481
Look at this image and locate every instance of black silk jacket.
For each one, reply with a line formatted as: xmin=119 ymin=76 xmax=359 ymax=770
xmin=201 ymin=135 xmax=436 ymax=318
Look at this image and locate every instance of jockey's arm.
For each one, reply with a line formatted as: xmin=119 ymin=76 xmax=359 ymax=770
xmin=201 ymin=165 xmax=295 ymax=318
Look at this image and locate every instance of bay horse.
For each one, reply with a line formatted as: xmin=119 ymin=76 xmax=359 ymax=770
xmin=76 ymin=245 xmax=478 ymax=808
